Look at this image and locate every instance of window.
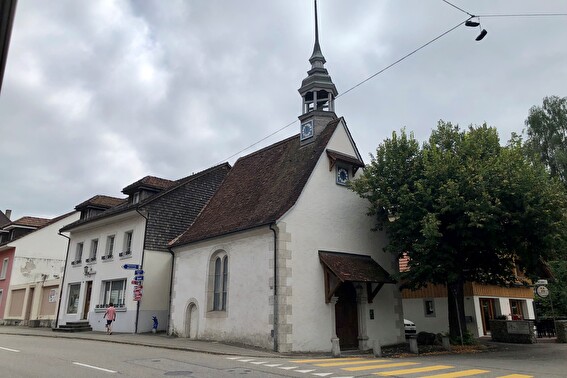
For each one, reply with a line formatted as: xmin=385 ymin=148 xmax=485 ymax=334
xmin=209 ymin=251 xmax=228 ymax=312
xmin=87 ymin=239 xmax=98 ymax=262
xmin=66 ymin=283 xmax=81 ymax=314
xmin=0 ymin=257 xmax=8 ymax=279
xmin=123 ymin=231 xmax=133 ymax=254
xmin=102 ymin=279 xmax=126 ymax=306
xmin=103 ymin=235 xmax=115 ymax=260
xmin=73 ymin=242 xmax=83 ymax=265
xmin=132 ymin=192 xmax=140 ymax=204
xmin=510 ymin=299 xmax=524 ymax=320
xmin=424 ymin=299 xmax=436 ymax=317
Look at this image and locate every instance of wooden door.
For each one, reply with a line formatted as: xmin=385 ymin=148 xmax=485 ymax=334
xmin=82 ymin=281 xmax=92 ymax=320
xmin=335 ymin=282 xmax=359 ymax=349
xmin=480 ymin=298 xmax=495 ymax=335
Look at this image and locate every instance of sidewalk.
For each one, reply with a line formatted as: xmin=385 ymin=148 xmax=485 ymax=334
xmin=0 ymin=325 xmax=280 ymax=358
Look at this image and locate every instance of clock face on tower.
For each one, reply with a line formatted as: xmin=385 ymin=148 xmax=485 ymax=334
xmin=300 ymin=121 xmax=314 ymax=140
xmin=337 ymin=167 xmax=349 ymax=185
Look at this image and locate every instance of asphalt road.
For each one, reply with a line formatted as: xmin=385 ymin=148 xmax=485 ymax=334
xmin=1 ymin=334 xmax=566 ymax=377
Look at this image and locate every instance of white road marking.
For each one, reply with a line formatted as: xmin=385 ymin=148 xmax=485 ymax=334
xmin=226 ymin=356 xmax=242 ymax=360
xmin=279 ymin=366 xmax=299 ymax=370
xmin=312 ymin=373 xmax=335 ymax=377
xmin=237 ymin=359 xmax=255 ymax=362
xmin=0 ymin=346 xmax=20 ymax=352
xmin=72 ymin=362 xmax=117 ymax=373
xmin=295 ymin=369 xmax=315 ymax=373
xmin=265 ymin=363 xmax=283 ymax=367
xmin=250 ymin=361 xmax=269 ymax=365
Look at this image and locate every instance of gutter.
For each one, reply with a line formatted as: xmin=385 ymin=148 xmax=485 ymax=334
xmin=55 ymin=232 xmax=71 ymax=329
xmin=167 ymin=246 xmax=175 ymax=335
xmin=135 ymin=208 xmax=149 ymax=334
xmin=269 ymin=223 xmax=278 ymax=352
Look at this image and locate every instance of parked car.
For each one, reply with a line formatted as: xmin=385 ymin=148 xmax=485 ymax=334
xmin=404 ymin=319 xmax=417 ymax=337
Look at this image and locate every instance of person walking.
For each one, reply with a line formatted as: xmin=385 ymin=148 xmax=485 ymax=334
xmin=103 ymin=303 xmax=116 ymax=335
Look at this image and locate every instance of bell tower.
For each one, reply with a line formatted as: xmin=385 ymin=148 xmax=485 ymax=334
xmin=298 ymin=0 xmax=338 ymax=144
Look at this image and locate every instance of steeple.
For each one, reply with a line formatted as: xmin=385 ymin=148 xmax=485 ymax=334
xmin=298 ymin=0 xmax=338 ymax=144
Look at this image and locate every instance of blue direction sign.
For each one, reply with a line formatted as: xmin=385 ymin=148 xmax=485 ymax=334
xmin=135 ymin=269 xmax=144 ymax=275
xmin=123 ymin=264 xmax=140 ymax=270
xmin=134 ymin=275 xmax=144 ymax=281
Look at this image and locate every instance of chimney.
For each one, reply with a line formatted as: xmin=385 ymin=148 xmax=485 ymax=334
xmin=5 ymin=209 xmax=11 ymax=220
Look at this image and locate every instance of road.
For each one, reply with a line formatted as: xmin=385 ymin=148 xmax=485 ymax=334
xmin=0 ymin=334 xmax=565 ymax=377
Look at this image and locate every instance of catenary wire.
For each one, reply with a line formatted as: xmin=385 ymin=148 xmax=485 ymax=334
xmin=441 ymin=0 xmax=474 ymax=17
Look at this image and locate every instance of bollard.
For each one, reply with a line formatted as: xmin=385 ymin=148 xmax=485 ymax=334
xmin=373 ymin=339 xmax=382 ymax=357
xmin=442 ymin=335 xmax=451 ymax=351
xmin=331 ymin=338 xmax=341 ymax=358
xmin=408 ymin=335 xmax=418 ymax=354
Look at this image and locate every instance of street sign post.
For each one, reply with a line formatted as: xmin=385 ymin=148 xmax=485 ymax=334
xmin=134 ymin=275 xmax=144 ymax=281
xmin=123 ymin=264 xmax=140 ymax=270
xmin=135 ymin=269 xmax=144 ymax=275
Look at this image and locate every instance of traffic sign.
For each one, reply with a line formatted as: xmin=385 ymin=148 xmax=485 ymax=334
xmin=134 ymin=275 xmax=144 ymax=281
xmin=123 ymin=264 xmax=140 ymax=270
xmin=536 ymin=285 xmax=549 ymax=298
xmin=135 ymin=269 xmax=144 ymax=275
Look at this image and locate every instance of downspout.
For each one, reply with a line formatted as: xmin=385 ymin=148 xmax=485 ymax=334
xmin=135 ymin=208 xmax=149 ymax=334
xmin=269 ymin=223 xmax=278 ymax=352
xmin=167 ymin=246 xmax=175 ymax=336
xmin=55 ymin=232 xmax=71 ymax=329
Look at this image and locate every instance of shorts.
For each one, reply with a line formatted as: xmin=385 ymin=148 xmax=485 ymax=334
xmin=106 ymin=320 xmax=113 ymax=326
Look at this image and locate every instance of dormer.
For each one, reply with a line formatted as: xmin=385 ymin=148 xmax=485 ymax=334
xmin=121 ymin=175 xmax=176 ymax=205
xmin=75 ymin=195 xmax=125 ymax=220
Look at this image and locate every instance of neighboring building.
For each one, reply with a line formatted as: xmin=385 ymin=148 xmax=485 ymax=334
xmin=169 ymin=4 xmax=403 ymax=354
xmin=56 ymin=164 xmax=230 ymax=333
xmin=0 ymin=0 xmax=18 ymax=94
xmin=399 ymin=256 xmax=535 ymax=337
xmin=0 ymin=211 xmax=79 ymax=327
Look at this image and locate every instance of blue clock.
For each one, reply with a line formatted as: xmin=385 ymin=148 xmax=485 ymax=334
xmin=300 ymin=121 xmax=314 ymax=140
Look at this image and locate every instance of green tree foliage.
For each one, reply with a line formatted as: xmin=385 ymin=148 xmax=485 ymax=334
xmin=351 ymin=121 xmax=567 ymax=338
xmin=525 ymin=95 xmax=567 ymax=187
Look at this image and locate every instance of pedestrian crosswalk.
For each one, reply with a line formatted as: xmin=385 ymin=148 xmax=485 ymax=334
xmin=226 ymin=356 xmax=534 ymax=377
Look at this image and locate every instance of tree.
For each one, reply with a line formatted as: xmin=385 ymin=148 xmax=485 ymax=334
xmin=351 ymin=121 xmax=567 ymax=339
xmin=535 ymin=260 xmax=567 ymax=318
xmin=524 ymin=95 xmax=567 ymax=187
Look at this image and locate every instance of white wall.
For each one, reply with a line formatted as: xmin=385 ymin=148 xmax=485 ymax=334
xmin=138 ymin=249 xmax=172 ymax=332
xmin=58 ymin=212 xmax=146 ymax=333
xmin=171 ymin=228 xmax=273 ymax=348
xmin=402 ymin=298 xmax=450 ymax=334
xmin=281 ymin=120 xmax=404 ymax=351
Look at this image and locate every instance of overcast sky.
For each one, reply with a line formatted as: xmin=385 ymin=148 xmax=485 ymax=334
xmin=1 ymin=0 xmax=566 ymax=221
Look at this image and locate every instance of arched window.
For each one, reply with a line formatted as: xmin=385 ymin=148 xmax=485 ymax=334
xmin=209 ymin=251 xmax=228 ymax=312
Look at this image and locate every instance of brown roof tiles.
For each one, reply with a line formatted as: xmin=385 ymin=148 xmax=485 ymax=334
xmin=171 ymin=118 xmax=342 ymax=246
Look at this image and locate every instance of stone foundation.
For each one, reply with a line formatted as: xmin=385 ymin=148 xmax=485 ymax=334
xmin=490 ymin=320 xmax=536 ymax=344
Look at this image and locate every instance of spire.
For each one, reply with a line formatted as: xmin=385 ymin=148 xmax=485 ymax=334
xmin=297 ymin=0 xmax=338 ymax=143
xmin=309 ymin=0 xmax=326 ymax=67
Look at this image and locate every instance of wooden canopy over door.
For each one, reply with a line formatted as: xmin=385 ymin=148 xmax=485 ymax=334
xmin=318 ymin=251 xmax=396 ymax=304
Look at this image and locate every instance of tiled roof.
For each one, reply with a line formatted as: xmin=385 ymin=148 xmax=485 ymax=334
xmin=171 ymin=118 xmax=341 ymax=247
xmin=10 ymin=216 xmax=51 ymax=228
xmin=75 ymin=195 xmax=126 ymax=210
xmin=319 ymin=251 xmax=395 ymax=283
xmin=122 ymin=176 xmax=177 ymax=195
xmin=60 ymin=164 xmax=230 ymax=238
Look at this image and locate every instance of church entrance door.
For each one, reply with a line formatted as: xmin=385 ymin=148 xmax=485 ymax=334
xmin=335 ymin=282 xmax=359 ymax=349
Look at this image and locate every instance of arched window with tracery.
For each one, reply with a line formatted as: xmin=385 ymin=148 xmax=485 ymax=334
xmin=208 ymin=250 xmax=228 ymax=312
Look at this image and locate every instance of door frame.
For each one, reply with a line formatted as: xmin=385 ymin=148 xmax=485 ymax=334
xmin=82 ymin=281 xmax=93 ymax=320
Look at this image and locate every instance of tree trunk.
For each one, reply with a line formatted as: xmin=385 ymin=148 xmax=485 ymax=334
xmin=447 ymin=278 xmax=467 ymax=341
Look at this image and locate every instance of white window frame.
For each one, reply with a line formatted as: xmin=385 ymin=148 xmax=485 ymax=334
xmin=208 ymin=250 xmax=228 ymax=313
xmin=87 ymin=239 xmax=98 ymax=263
xmin=424 ymin=298 xmax=436 ymax=317
xmin=66 ymin=283 xmax=81 ymax=314
xmin=0 ymin=257 xmax=8 ymax=279
xmin=73 ymin=242 xmax=83 ymax=265
xmin=104 ymin=235 xmax=115 ymax=260
xmin=101 ymin=279 xmax=126 ymax=307
xmin=122 ymin=231 xmax=133 ymax=255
